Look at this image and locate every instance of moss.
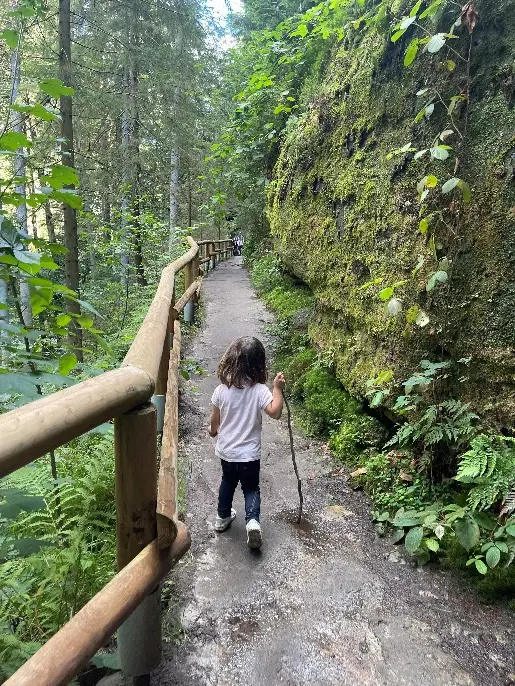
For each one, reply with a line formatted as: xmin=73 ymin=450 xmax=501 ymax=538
xmin=268 ymin=0 xmax=515 ymax=430
xmin=329 ymin=414 xmax=388 ymax=465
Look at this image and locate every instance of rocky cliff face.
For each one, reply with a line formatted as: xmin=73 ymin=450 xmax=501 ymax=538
xmin=269 ymin=0 xmax=515 ymax=429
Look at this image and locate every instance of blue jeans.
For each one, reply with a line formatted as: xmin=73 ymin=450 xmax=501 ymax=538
xmin=218 ymin=459 xmax=260 ymax=523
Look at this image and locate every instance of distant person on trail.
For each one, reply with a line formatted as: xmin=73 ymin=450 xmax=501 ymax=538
xmin=209 ymin=337 xmax=285 ymax=549
xmin=233 ymin=232 xmax=243 ymax=256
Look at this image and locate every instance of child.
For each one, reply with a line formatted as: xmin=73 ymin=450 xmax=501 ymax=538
xmin=209 ymin=337 xmax=285 ymax=549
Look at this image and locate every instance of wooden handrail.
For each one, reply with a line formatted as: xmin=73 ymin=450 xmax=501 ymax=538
xmin=0 ymin=365 xmax=152 ymax=479
xmin=4 ymin=524 xmax=191 ymax=686
xmin=157 ymin=318 xmax=181 ymax=548
xmin=122 ymin=237 xmax=199 ymax=384
xmin=2 ymin=235 xmax=232 ymax=683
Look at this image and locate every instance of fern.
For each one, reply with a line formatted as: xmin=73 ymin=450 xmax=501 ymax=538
xmin=0 ymin=433 xmax=116 ymax=662
xmin=456 ymin=435 xmax=515 ymax=511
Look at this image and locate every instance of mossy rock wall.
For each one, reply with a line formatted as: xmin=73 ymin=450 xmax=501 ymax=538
xmin=269 ymin=0 xmax=515 ymax=430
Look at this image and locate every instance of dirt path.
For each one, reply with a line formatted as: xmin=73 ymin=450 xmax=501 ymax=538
xmin=154 ymin=258 xmax=514 ymax=686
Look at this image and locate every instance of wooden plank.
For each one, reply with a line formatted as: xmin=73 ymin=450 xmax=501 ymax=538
xmin=173 ymin=279 xmax=201 ymax=316
xmin=157 ymin=319 xmax=181 ymax=548
xmin=4 ymin=525 xmax=191 ymax=686
xmin=0 ymin=365 xmax=152 ymax=478
xmin=115 ymin=403 xmax=157 ymax=571
xmin=123 ymin=237 xmax=198 ymax=384
xmin=155 ymin=292 xmax=174 ymax=396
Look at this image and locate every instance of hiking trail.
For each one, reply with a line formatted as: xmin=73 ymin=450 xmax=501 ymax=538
xmin=149 ymin=258 xmax=514 ymax=686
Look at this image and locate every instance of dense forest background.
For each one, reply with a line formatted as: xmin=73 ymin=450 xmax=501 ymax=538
xmin=1 ymin=0 xmax=514 ymax=679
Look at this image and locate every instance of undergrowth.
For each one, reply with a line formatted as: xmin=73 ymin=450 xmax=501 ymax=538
xmin=251 ymin=252 xmax=515 ymax=608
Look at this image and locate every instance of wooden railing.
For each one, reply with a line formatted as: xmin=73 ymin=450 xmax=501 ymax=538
xmin=0 ymin=237 xmax=233 ymax=686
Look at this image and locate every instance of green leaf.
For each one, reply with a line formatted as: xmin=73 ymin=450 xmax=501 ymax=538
xmin=11 ymin=102 xmax=58 ymax=121
xmin=10 ymin=538 xmax=52 ymax=557
xmin=427 ymin=33 xmax=446 ymax=53
xmin=0 ymin=321 xmax=23 ymax=334
xmin=404 ymin=39 xmax=419 ymax=66
xmin=39 ymin=78 xmax=75 ymax=98
xmin=378 ymin=286 xmax=394 ymax=301
xmin=486 ymin=546 xmax=501 ymax=568
xmin=400 ymin=16 xmax=416 ymax=29
xmin=41 ymin=164 xmax=79 ymax=190
xmin=435 ymin=524 xmax=445 ymax=539
xmin=409 ymin=0 xmax=423 ymax=16
xmin=425 ymin=103 xmax=435 ymax=118
xmin=59 ymin=352 xmax=78 ymax=375
xmin=14 ymin=249 xmax=40 ymax=265
xmin=455 ymin=517 xmax=480 ymax=552
xmin=391 ymin=528 xmax=405 ymax=543
xmin=77 ymin=314 xmax=94 ymax=329
xmin=475 ymin=559 xmax=488 ymax=575
xmin=51 ymin=189 xmax=83 ymax=210
xmin=0 ymin=131 xmax=32 ymax=151
xmin=0 ymin=29 xmax=18 ymax=49
xmin=425 ymin=538 xmax=440 ymax=552
xmin=444 ymin=59 xmax=456 ymax=71
xmin=430 ymin=146 xmax=450 ymax=161
xmin=292 ymin=23 xmax=308 ymax=37
xmin=90 ymin=652 xmax=120 ymax=670
xmin=419 ymin=218 xmax=429 ymax=233
xmin=414 ymin=149 xmax=428 ymax=160
xmin=405 ymin=526 xmax=423 ymax=554
xmin=56 ymin=313 xmax=71 ymax=327
xmin=391 ymin=28 xmax=406 ymax=42
xmin=0 ymin=489 xmax=46 ymax=519
xmin=459 ymin=180 xmax=471 ymax=203
xmin=441 ymin=177 xmax=460 ymax=194
xmin=419 ymin=0 xmax=443 ymax=19
xmin=426 ymin=175 xmax=438 ymax=188
xmin=506 ymin=524 xmax=515 ymax=537
xmin=180 ymin=369 xmax=190 ymax=380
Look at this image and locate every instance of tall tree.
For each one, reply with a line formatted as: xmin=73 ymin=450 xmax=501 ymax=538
xmin=59 ymin=0 xmax=82 ymax=357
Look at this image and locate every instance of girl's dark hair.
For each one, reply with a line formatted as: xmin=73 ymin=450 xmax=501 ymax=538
xmin=218 ymin=337 xmax=267 ymax=388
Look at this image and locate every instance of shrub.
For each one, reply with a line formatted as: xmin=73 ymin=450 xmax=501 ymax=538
xmin=329 ymin=415 xmax=388 ymax=465
xmin=250 ymin=253 xmax=283 ymax=295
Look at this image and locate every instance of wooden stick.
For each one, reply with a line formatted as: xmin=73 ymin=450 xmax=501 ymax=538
xmin=4 ymin=526 xmax=191 ymax=686
xmin=0 ymin=365 xmax=152 ymax=478
xmin=115 ymin=403 xmax=157 ymax=570
xmin=157 ymin=319 xmax=181 ymax=548
xmin=284 ymin=393 xmax=303 ymax=524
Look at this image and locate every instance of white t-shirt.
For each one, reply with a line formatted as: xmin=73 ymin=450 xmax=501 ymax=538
xmin=211 ymin=383 xmax=273 ymax=462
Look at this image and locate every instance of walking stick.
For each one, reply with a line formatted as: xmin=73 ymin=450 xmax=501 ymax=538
xmin=283 ymin=392 xmax=303 ymax=524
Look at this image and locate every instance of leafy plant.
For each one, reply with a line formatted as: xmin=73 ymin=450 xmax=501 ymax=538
xmin=455 ymin=435 xmax=515 ymax=512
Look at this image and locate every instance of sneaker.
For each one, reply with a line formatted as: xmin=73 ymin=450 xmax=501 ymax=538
xmin=215 ymin=508 xmax=236 ymax=532
xmin=246 ymin=519 xmax=262 ymax=549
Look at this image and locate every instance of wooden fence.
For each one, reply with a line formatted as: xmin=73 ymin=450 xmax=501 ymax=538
xmin=0 ymin=237 xmax=233 ymax=686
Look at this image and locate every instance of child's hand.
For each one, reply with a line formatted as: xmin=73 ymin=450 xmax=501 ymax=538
xmin=273 ymin=372 xmax=286 ymax=391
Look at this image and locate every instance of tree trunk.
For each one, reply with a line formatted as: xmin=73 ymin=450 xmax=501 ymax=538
xmin=168 ymin=88 xmax=180 ymax=256
xmin=59 ymin=0 xmax=82 ymax=359
xmin=10 ymin=8 xmax=32 ymax=327
xmin=130 ymin=61 xmax=146 ymax=286
xmin=120 ymin=63 xmax=131 ymax=286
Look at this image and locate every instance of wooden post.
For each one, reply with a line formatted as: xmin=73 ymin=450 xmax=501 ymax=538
xmin=115 ymin=403 xmax=157 ymax=570
xmin=115 ymin=403 xmax=160 ymax=679
xmin=210 ymin=241 xmax=216 ymax=270
xmin=183 ymin=260 xmax=194 ymax=323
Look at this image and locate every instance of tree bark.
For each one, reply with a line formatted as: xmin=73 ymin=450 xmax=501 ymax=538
xmin=168 ymin=90 xmax=180 ymax=256
xmin=10 ymin=6 xmax=32 ymax=327
xmin=59 ymin=0 xmax=82 ymax=359
xmin=130 ymin=61 xmax=146 ymax=286
xmin=120 ymin=63 xmax=131 ymax=286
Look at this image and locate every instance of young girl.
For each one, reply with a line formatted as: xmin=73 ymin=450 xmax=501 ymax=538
xmin=209 ymin=337 xmax=285 ymax=549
